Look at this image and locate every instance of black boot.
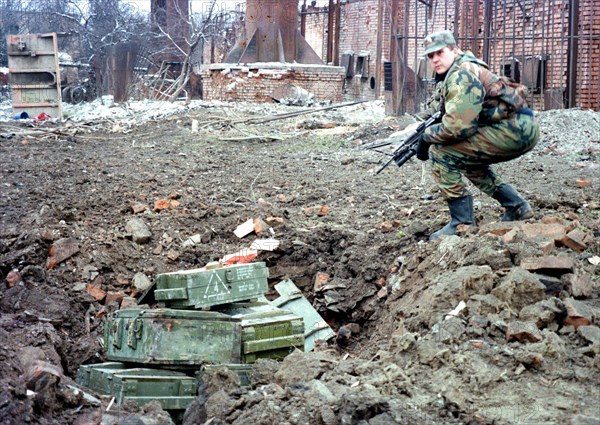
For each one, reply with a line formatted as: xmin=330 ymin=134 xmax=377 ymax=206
xmin=492 ymin=184 xmax=533 ymax=221
xmin=430 ymin=195 xmax=475 ymax=240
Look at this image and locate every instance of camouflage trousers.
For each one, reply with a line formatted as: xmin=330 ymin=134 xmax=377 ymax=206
xmin=429 ymin=110 xmax=539 ymax=200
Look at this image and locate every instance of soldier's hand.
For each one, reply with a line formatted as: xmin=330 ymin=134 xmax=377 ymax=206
xmin=415 ymin=137 xmax=430 ymax=161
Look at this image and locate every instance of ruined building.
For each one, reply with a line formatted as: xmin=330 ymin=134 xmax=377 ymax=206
xmin=198 ymin=0 xmax=600 ymax=113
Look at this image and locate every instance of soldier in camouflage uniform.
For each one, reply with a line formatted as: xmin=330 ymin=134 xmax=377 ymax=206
xmin=416 ymin=30 xmax=539 ymax=240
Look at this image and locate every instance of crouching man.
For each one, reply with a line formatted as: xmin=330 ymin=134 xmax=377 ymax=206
xmin=417 ymin=30 xmax=539 ymax=240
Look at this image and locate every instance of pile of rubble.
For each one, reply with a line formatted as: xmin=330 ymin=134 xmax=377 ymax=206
xmin=183 ymin=214 xmax=599 ymax=425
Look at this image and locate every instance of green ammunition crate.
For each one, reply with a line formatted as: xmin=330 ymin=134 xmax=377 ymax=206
xmin=105 ymin=305 xmax=304 ymax=366
xmin=154 ymin=262 xmax=269 ymax=309
xmin=76 ymin=362 xmax=126 ymax=390
xmin=75 ymin=362 xmax=196 ymax=411
xmin=197 ymin=364 xmax=253 ymax=387
xmin=219 ymin=302 xmax=305 ymax=363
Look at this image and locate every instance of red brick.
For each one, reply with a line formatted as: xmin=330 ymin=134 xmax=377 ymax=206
xmin=120 ymin=296 xmax=137 ymax=309
xmin=506 ymin=321 xmax=543 ymax=342
xmin=520 ymin=256 xmax=574 ymax=274
xmin=520 ymin=223 xmax=566 ymax=242
xmin=479 ymin=222 xmax=518 ymax=236
xmin=540 ymin=216 xmax=565 ymax=225
xmin=314 ymin=272 xmax=331 ymax=292
xmin=561 ymin=229 xmax=588 ymax=252
xmin=502 ymin=226 xmax=520 ymax=243
xmin=105 ymin=291 xmax=125 ymax=306
xmin=575 ymin=178 xmax=592 ymax=188
xmin=537 ymin=239 xmax=556 ymax=255
xmin=564 ymin=298 xmax=594 ymax=329
xmin=86 ymin=283 xmax=106 ymax=301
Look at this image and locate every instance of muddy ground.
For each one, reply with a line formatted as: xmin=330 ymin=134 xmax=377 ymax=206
xmin=0 ymin=101 xmax=599 ymax=425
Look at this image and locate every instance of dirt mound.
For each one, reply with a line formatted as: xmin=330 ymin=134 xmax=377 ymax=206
xmin=0 ymin=102 xmax=598 ymax=424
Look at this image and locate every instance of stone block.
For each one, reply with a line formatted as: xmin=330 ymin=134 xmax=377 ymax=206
xmin=491 ymin=267 xmax=547 ymax=310
xmin=519 ymin=298 xmax=565 ymax=328
xmin=564 ymin=273 xmax=593 ymax=298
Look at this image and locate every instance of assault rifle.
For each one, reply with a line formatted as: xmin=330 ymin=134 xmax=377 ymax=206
xmin=373 ymin=111 xmax=442 ymax=175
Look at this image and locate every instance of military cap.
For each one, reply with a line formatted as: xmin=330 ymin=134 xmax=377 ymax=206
xmin=423 ymin=30 xmax=456 ymax=55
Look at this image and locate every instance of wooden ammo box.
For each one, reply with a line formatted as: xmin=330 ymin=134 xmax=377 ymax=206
xmin=76 ymin=362 xmax=196 ymax=410
xmin=218 ymin=302 xmax=305 ymax=363
xmin=105 ymin=304 xmax=304 ymax=366
xmin=154 ymin=262 xmax=269 ymax=309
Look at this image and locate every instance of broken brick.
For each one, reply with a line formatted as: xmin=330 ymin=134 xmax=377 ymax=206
xmin=47 ymin=238 xmax=80 ymax=270
xmin=86 ymin=283 xmax=106 ymax=301
xmin=120 ymin=296 xmax=137 ymax=309
xmin=502 ymin=226 xmax=520 ymax=243
xmin=575 ymin=178 xmax=592 ymax=188
xmin=130 ymin=202 xmax=147 ymax=214
xmin=313 ymin=272 xmax=330 ymax=291
xmin=154 ymin=199 xmax=171 ymax=211
xmin=520 ymin=256 xmax=574 ymax=276
xmin=265 ymin=216 xmax=284 ymax=226
xmin=6 ymin=270 xmax=22 ymax=288
xmin=540 ymin=216 xmax=565 ymax=225
xmin=514 ymin=350 xmax=544 ymax=366
xmin=537 ymin=239 xmax=556 ymax=255
xmin=379 ymin=221 xmax=394 ymax=233
xmin=520 ymin=222 xmax=566 ymax=242
xmin=253 ymin=217 xmax=270 ymax=234
xmin=563 ymin=298 xmax=594 ymax=329
xmin=105 ymin=291 xmax=125 ymax=306
xmin=561 ymin=229 xmax=588 ymax=252
xmin=317 ymin=205 xmax=330 ymax=216
xmin=479 ymin=222 xmax=518 ymax=236
xmin=564 ymin=220 xmax=580 ymax=233
xmin=506 ymin=321 xmax=543 ymax=343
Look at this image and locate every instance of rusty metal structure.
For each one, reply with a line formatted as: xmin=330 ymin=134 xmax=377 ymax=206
xmin=6 ymin=33 xmax=63 ymax=118
xmin=225 ymin=0 xmax=323 ymax=64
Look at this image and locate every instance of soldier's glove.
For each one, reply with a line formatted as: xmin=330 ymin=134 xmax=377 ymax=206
xmin=415 ymin=137 xmax=431 ymax=161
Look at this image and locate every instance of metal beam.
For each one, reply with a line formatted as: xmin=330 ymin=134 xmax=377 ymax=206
xmin=327 ymin=0 xmax=334 ymax=63
xmin=566 ymin=0 xmax=579 ymax=108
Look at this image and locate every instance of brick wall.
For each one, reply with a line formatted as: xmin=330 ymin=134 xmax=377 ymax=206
xmin=303 ymin=0 xmax=392 ymax=101
xmin=386 ymin=0 xmax=599 ymax=111
xmin=303 ymin=7 xmax=328 ymax=60
xmin=197 ymin=0 xmax=598 ymax=110
xmin=199 ymin=63 xmax=345 ymax=103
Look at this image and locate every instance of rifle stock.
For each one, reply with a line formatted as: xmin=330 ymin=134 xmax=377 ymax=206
xmin=374 ymin=111 xmax=441 ymax=176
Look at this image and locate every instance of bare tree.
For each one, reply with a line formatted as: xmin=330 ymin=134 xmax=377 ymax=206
xmin=150 ymin=0 xmax=228 ymax=101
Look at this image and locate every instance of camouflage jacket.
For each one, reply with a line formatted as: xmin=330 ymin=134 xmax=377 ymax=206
xmin=423 ymin=51 xmax=529 ymax=144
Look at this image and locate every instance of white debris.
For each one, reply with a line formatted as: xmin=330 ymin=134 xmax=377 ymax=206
xmin=234 ymin=218 xmax=255 ymax=238
xmin=444 ymin=300 xmax=467 ymax=320
xmin=250 ymin=239 xmax=280 ymax=251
